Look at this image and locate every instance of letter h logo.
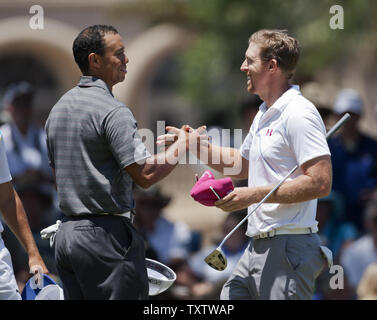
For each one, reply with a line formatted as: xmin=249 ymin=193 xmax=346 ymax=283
xmin=266 ymin=129 xmax=273 ymax=136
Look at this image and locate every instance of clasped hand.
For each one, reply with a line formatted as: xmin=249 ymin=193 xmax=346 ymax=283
xmin=156 ymin=125 xmax=208 ymax=152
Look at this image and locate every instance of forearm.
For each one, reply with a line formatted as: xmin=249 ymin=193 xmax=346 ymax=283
xmin=141 ymin=138 xmax=187 ymax=186
xmin=197 ymin=143 xmax=246 ymax=178
xmin=0 ymin=187 xmax=40 ymax=258
xmin=251 ymin=174 xmax=331 ymax=204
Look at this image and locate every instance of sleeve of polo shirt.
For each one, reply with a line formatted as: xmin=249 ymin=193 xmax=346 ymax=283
xmin=285 ymin=105 xmax=331 ymax=167
xmin=0 ymin=133 xmax=12 ymax=183
xmin=103 ymin=106 xmax=151 ymax=168
xmin=239 ymin=131 xmax=253 ymax=160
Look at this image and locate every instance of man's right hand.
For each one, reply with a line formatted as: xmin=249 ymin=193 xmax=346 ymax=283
xmin=156 ymin=125 xmax=208 ymax=153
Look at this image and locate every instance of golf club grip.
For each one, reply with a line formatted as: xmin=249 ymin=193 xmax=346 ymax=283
xmin=219 ymin=165 xmax=297 ymax=246
xmin=219 ymin=113 xmax=351 ymax=247
xmin=325 ymin=113 xmax=350 ymax=139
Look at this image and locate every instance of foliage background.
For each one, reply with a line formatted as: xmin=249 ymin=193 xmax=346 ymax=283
xmin=116 ymin=0 xmax=377 ymax=128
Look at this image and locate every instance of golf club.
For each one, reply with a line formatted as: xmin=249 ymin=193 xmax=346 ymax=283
xmin=210 ymin=186 xmax=221 ymax=200
xmin=204 ymin=113 xmax=351 ymax=271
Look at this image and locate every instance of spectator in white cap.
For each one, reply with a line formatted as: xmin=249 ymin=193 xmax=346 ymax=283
xmin=0 ymin=81 xmax=53 ymax=189
xmin=328 ymin=89 xmax=377 ymax=231
xmin=333 ymin=89 xmax=364 ymax=115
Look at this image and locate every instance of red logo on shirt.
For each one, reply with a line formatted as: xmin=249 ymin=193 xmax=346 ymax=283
xmin=266 ymin=129 xmax=273 ymax=136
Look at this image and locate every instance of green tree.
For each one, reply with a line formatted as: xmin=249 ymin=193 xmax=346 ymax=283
xmin=115 ymin=0 xmax=377 ymax=126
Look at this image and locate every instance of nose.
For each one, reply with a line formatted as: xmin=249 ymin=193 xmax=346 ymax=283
xmin=240 ymin=59 xmax=247 ymax=72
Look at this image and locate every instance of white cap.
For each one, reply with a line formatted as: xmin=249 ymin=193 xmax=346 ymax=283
xmin=333 ymin=89 xmax=363 ymax=115
xmin=146 ymin=258 xmax=176 ymax=296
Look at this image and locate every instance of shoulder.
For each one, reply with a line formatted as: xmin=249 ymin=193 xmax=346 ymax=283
xmin=103 ymin=105 xmax=137 ymax=125
xmin=56 ymin=86 xmax=125 ymax=111
xmin=285 ymin=94 xmax=320 ymax=120
xmin=283 ymin=94 xmax=324 ymax=130
xmin=87 ymin=90 xmax=134 ymax=120
xmin=54 ymin=87 xmax=78 ymax=105
xmin=51 ymin=86 xmax=134 ymax=123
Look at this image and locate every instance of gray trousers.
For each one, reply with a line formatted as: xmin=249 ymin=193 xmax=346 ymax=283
xmin=54 ymin=215 xmax=149 ymax=300
xmin=220 ymin=234 xmax=325 ymax=300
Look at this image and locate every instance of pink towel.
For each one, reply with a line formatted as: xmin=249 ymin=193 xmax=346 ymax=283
xmin=190 ymin=170 xmax=234 ymax=206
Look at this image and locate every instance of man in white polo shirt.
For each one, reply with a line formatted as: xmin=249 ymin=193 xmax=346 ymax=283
xmin=220 ymin=29 xmax=332 ymax=300
xmin=159 ymin=29 xmax=332 ymax=300
xmin=0 ymin=131 xmax=48 ymax=299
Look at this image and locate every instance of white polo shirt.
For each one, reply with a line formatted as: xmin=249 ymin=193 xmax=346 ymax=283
xmin=0 ymin=131 xmax=12 ymax=233
xmin=240 ymin=85 xmax=330 ymax=237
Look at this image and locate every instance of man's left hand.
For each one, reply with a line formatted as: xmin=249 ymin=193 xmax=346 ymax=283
xmin=215 ymin=187 xmax=254 ymax=212
xmin=28 ymin=254 xmax=49 ymax=275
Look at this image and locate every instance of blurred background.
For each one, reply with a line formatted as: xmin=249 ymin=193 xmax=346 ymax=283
xmin=0 ymin=0 xmax=377 ymax=300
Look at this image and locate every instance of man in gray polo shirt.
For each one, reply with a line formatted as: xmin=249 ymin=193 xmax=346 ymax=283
xmin=45 ymin=25 xmax=201 ymax=299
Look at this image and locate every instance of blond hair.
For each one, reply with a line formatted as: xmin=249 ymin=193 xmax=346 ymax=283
xmin=357 ymin=262 xmax=377 ymax=300
xmin=249 ymin=29 xmax=301 ymax=80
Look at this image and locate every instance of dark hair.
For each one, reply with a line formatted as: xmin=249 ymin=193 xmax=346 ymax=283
xmin=72 ymin=25 xmax=118 ymax=74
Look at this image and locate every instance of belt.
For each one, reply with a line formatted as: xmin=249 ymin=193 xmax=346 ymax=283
xmin=94 ymin=211 xmax=134 ymax=223
xmin=40 ymin=211 xmax=135 ymax=248
xmin=113 ymin=211 xmax=134 ymax=222
xmin=252 ymin=227 xmax=314 ymax=240
xmin=70 ymin=211 xmax=135 ymax=223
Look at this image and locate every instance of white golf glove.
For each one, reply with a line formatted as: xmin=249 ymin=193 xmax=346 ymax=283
xmin=40 ymin=220 xmax=62 ymax=248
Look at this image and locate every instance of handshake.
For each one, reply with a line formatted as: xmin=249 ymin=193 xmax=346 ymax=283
xmin=156 ymin=125 xmax=208 ymax=154
xmin=156 ymin=125 xmax=234 ymax=206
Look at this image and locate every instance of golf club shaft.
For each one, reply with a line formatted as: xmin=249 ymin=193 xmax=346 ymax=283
xmin=217 ymin=113 xmax=350 ymax=249
xmin=325 ymin=113 xmax=350 ymax=139
xmin=210 ymin=186 xmax=221 ymax=200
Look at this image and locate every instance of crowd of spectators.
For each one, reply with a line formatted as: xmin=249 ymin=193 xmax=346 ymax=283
xmin=301 ymin=84 xmax=377 ymax=300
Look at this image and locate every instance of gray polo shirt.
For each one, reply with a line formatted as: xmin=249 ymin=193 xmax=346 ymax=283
xmin=45 ymin=76 xmax=151 ymax=216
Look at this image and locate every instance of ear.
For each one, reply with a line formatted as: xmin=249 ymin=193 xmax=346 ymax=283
xmin=88 ymin=52 xmax=101 ymax=71
xmin=268 ymin=59 xmax=278 ymax=72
